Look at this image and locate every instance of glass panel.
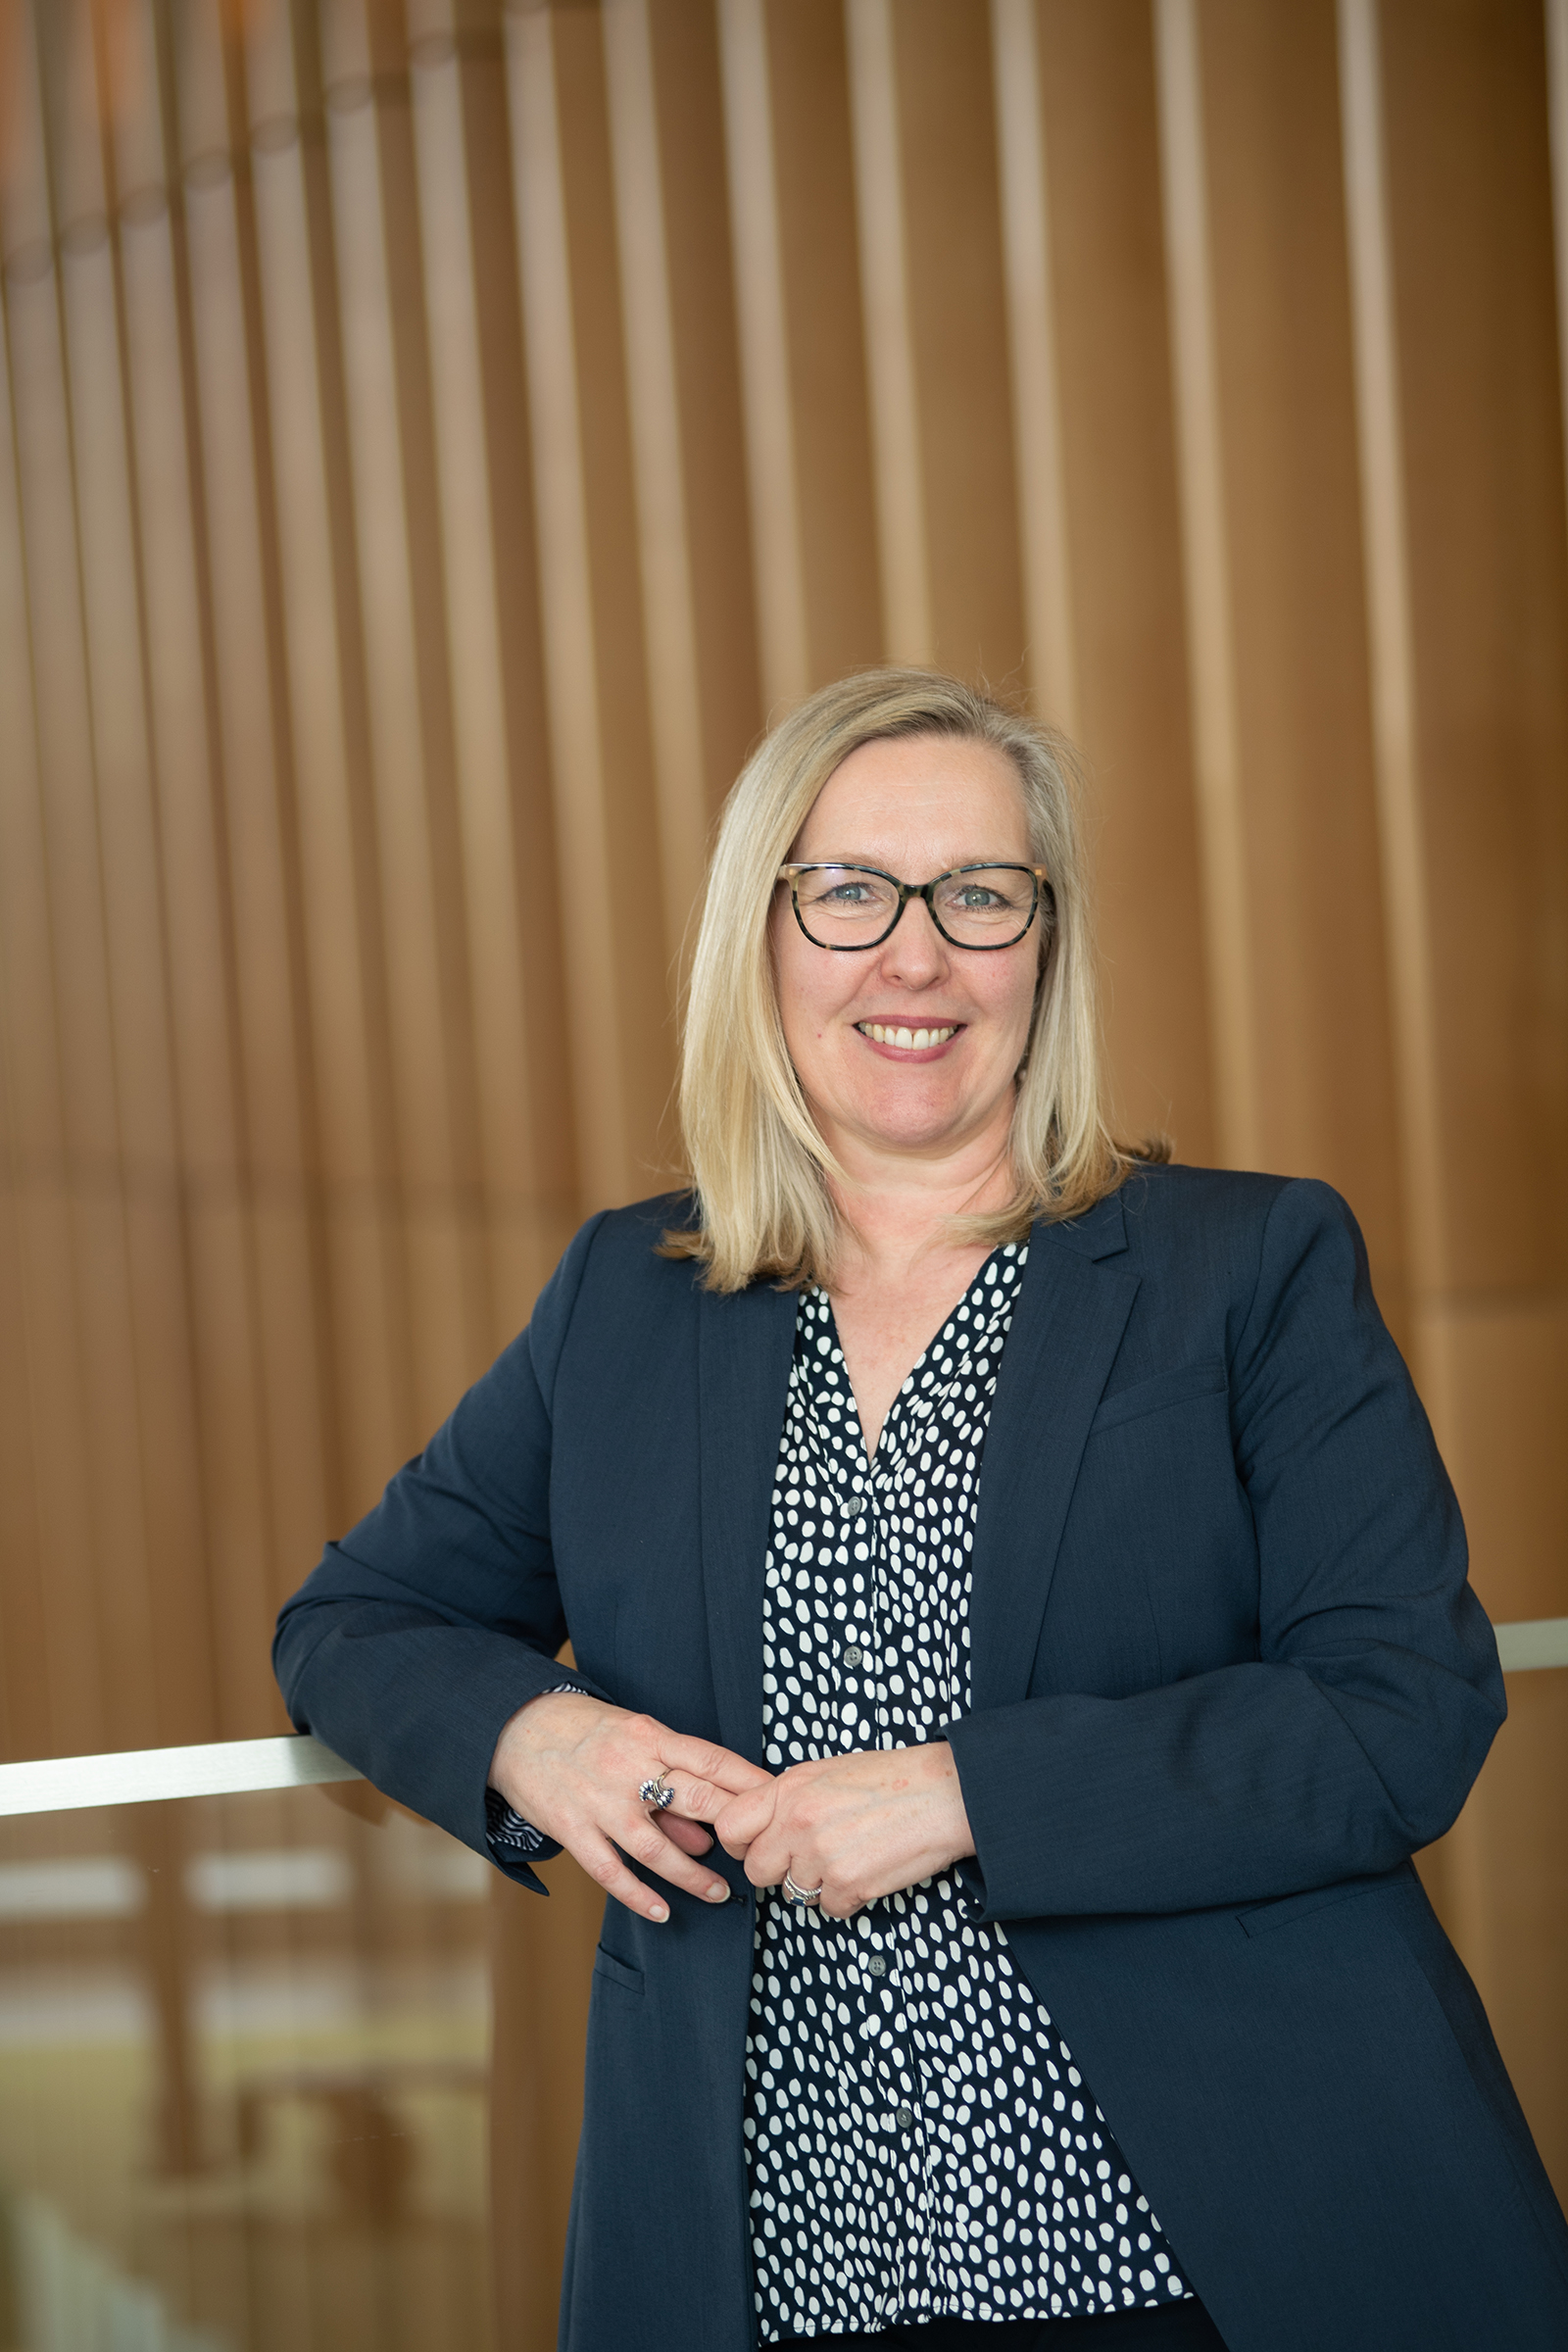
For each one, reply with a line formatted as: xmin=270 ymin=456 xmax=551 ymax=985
xmin=0 ymin=1782 xmax=493 ymax=2352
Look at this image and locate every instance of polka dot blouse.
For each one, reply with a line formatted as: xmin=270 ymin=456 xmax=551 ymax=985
xmin=746 ymin=1243 xmax=1194 ymax=2341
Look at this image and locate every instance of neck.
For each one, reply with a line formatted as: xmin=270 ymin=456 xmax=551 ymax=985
xmin=822 ymin=1118 xmax=1016 ymax=1292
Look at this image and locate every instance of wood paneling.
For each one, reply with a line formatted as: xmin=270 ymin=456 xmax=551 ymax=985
xmin=2 ymin=0 xmax=1565 ymax=2331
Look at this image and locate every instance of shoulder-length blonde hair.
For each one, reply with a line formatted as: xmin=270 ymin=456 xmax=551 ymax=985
xmin=665 ymin=666 xmax=1146 ymax=1291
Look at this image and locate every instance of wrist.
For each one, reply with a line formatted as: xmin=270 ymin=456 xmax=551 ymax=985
xmin=487 ymin=1685 xmax=588 ymax=1794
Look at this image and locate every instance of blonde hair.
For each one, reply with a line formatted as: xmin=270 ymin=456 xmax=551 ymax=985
xmin=666 ymin=667 xmax=1148 ymax=1291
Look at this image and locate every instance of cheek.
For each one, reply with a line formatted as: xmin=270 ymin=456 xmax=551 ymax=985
xmin=772 ymin=941 xmax=840 ymax=1071
xmin=977 ymin=959 xmax=1040 ymax=1046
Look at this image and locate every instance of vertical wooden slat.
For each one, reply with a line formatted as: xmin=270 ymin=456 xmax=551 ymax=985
xmin=325 ymin=42 xmax=488 ymax=1433
xmin=718 ymin=0 xmax=881 ymax=705
xmin=244 ymin=6 xmax=412 ymax=1512
xmin=448 ymin=1 xmax=580 ymax=1320
xmin=603 ymin=0 xmax=710 ymax=954
xmin=3 ymin=3 xmax=129 ymax=1757
xmin=1179 ymin=0 xmax=1405 ymax=1309
xmin=990 ymin=0 xmax=1077 ymax=733
xmin=1031 ymin=0 xmax=1213 ymax=1160
xmin=0 ymin=106 xmax=98 ymax=1761
xmin=114 ymin=9 xmax=275 ymax=1748
xmin=844 ymin=0 xmax=929 ymax=666
xmin=506 ymin=1 xmax=670 ymax=1206
xmin=1152 ymin=0 xmax=1258 ymax=1171
xmin=507 ymin=5 xmax=634 ymax=1208
xmin=1337 ymin=0 xmax=1443 ymax=1281
xmin=605 ymin=0 xmax=760 ymax=877
xmin=717 ymin=0 xmax=809 ymax=709
xmin=409 ymin=25 xmax=545 ymax=1344
xmin=67 ymin=0 xmax=217 ymax=1745
xmin=897 ymin=5 xmax=1026 ymax=688
xmin=847 ymin=0 xmax=1026 ymax=686
xmin=171 ymin=0 xmax=330 ymax=1716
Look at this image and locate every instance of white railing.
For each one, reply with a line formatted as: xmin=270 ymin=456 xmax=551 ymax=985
xmin=0 ymin=1616 xmax=1562 ymax=1818
xmin=0 ymin=1734 xmax=359 ymax=1818
xmin=1494 ymin=1616 xmax=1568 ymax=1673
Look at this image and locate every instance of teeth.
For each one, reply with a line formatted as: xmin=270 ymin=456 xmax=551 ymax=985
xmin=859 ymin=1023 xmax=956 ymax=1048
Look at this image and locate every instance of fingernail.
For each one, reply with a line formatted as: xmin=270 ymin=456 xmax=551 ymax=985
xmin=706 ymin=1883 xmax=729 ymax=1902
xmin=650 ymin=1901 xmax=668 ymax=1922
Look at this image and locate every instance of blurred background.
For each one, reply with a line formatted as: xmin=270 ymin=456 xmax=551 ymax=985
xmin=0 ymin=0 xmax=1564 ymax=2345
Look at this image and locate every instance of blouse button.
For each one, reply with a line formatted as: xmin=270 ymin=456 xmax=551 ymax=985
xmin=865 ymin=1954 xmax=887 ymax=1977
xmin=843 ymin=1644 xmax=863 ymax=1668
xmin=894 ymin=2106 xmax=914 ymax=2132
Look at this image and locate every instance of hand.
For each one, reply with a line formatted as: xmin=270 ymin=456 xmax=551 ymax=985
xmin=712 ymin=1742 xmax=974 ymax=1920
xmin=488 ymin=1691 xmax=774 ymax=1924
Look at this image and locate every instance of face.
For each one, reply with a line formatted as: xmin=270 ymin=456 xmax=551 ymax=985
xmin=770 ymin=733 xmax=1043 ymax=1171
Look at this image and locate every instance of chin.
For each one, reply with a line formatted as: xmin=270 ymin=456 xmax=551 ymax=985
xmin=859 ymin=1103 xmax=970 ymax=1152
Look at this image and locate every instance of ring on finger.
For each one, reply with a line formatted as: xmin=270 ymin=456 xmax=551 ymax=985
xmin=638 ymin=1770 xmax=675 ymax=1814
xmin=783 ymin=1869 xmax=823 ymax=1906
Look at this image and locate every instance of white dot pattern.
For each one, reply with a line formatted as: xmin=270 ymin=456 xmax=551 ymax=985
xmin=746 ymin=1245 xmax=1193 ymax=2340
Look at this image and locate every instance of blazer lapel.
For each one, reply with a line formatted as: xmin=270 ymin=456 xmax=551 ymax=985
xmin=968 ymin=1200 xmax=1140 ymax=1712
xmin=698 ymin=1277 xmax=799 ymax=1762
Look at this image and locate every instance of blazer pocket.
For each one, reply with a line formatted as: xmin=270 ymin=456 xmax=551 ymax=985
xmin=1236 ymin=1865 xmax=1411 ymax=1939
xmin=1090 ymin=1358 xmax=1227 ymax=1436
xmin=592 ymin=1944 xmax=645 ymax=1995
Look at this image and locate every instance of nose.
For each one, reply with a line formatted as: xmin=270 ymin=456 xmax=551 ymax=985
xmin=875 ymin=890 xmax=948 ymax=985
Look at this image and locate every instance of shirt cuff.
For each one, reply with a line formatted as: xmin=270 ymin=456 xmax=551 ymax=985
xmin=953 ymin=1850 xmax=989 ymax=1922
xmin=485 ymin=1785 xmax=550 ymax=1855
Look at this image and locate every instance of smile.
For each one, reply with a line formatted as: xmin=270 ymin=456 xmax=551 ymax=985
xmin=855 ymin=1022 xmax=960 ymax=1051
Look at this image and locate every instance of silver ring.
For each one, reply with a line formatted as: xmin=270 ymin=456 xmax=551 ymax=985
xmin=638 ymin=1771 xmax=674 ymax=1813
xmin=783 ymin=1869 xmax=823 ymax=1906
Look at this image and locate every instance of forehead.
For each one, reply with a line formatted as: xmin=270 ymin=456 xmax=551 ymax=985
xmin=795 ymin=733 xmax=1029 ymax=861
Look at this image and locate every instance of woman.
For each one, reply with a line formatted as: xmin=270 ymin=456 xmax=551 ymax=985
xmin=275 ymin=669 xmax=1568 ymax=2352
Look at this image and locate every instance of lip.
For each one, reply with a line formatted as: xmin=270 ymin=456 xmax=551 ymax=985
xmin=854 ymin=1020 xmax=966 ymax=1060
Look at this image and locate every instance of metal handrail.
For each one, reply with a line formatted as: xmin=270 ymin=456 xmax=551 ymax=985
xmin=0 ymin=1734 xmax=360 ymax=1818
xmin=0 ymin=1616 xmax=1563 ymax=1818
xmin=1494 ymin=1617 xmax=1568 ymax=1673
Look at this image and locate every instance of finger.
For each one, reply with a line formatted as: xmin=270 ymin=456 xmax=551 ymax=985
xmin=712 ymin=1786 xmax=779 ymax=1856
xmin=617 ymin=1810 xmax=732 ymax=1907
xmin=668 ymin=1770 xmax=755 ymax=1825
xmin=743 ymin=1831 xmax=795 ymax=1889
xmin=659 ymin=1817 xmax=713 ymax=1857
xmin=742 ymin=1800 xmax=819 ymax=1889
xmin=659 ymin=1731 xmax=773 ymax=1794
xmin=567 ymin=1829 xmax=675 ymax=1924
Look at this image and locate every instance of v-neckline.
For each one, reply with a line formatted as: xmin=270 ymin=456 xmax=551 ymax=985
xmin=812 ymin=1241 xmax=1027 ymax=1469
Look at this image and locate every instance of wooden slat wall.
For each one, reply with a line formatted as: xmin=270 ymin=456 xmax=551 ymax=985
xmin=2 ymin=0 xmax=1565 ymax=2331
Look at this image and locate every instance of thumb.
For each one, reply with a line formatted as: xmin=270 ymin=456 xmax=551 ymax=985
xmin=712 ymin=1783 xmax=776 ymax=1858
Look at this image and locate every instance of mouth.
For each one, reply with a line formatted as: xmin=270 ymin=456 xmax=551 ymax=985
xmin=855 ymin=1021 xmax=962 ymax=1054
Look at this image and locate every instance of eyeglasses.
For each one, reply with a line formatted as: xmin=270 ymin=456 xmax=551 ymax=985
xmin=777 ymin=862 xmax=1051 ymax=953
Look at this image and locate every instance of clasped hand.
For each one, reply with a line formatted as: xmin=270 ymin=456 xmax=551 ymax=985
xmin=712 ymin=1743 xmax=974 ymax=1919
xmin=489 ymin=1692 xmax=973 ymax=1924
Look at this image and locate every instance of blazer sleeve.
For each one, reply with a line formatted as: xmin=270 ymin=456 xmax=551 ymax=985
xmin=271 ymin=1211 xmax=612 ymax=1887
xmin=947 ymin=1178 xmax=1506 ymax=1921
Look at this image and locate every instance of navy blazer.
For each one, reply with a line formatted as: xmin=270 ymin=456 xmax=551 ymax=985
xmin=274 ymin=1166 xmax=1568 ymax=2352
